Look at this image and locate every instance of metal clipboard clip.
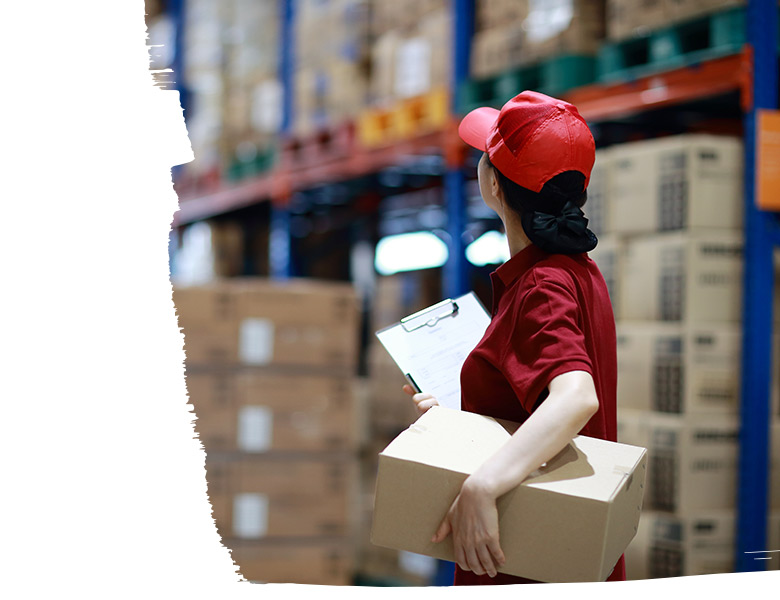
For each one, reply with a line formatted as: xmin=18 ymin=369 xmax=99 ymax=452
xmin=400 ymin=298 xmax=460 ymax=332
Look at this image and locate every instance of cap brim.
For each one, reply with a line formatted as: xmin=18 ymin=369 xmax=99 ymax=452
xmin=458 ymin=107 xmax=499 ymax=152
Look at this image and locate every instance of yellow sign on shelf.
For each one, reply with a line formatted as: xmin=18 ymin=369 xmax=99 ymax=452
xmin=757 ymin=109 xmax=780 ymax=211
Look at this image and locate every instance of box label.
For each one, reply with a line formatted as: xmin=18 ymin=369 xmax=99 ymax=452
xmin=395 ymin=38 xmax=431 ymax=98
xmin=525 ymin=0 xmax=573 ymax=43
xmin=233 ymin=493 xmax=269 ymax=539
xmin=240 ymin=318 xmax=275 ymax=365
xmin=238 ymin=405 xmax=273 ymax=452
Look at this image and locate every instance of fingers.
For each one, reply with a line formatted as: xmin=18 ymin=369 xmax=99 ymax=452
xmin=415 ymin=398 xmax=438 ymax=415
xmin=476 ymin=544 xmax=499 ymax=578
xmin=487 ymin=538 xmax=506 ymax=570
xmin=412 ymin=393 xmax=438 ymax=415
xmin=454 ymin=543 xmax=502 ymax=578
xmin=454 ymin=545 xmax=468 ymax=573
xmin=402 ymin=386 xmax=439 ymax=412
xmin=465 ymin=547 xmax=485 ymax=576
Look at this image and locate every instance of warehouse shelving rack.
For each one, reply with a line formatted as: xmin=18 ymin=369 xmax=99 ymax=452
xmin=169 ymin=0 xmax=779 ymax=581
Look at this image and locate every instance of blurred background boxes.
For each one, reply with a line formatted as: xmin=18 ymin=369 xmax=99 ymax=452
xmin=209 ymin=456 xmax=359 ymax=539
xmin=618 ymin=231 xmax=743 ymax=323
xmin=368 ymin=5 xmax=451 ymax=106
xmin=624 ymin=510 xmax=656 ymax=580
xmin=617 ymin=324 xmax=780 ymax=414
xmin=616 ymin=323 xmax=743 ymax=414
xmin=584 ymin=148 xmax=613 ymax=237
xmin=588 ymin=234 xmax=623 ymax=316
xmin=608 ymin=135 xmax=743 ymax=235
xmin=174 ymin=276 xmax=369 ymax=584
xmin=175 ymin=278 xmax=360 ymax=369
xmin=470 ymin=0 xmax=606 ymax=78
xmin=626 ymin=511 xmax=780 ymax=578
xmin=645 ymin=412 xmax=740 ymax=513
xmin=187 ymin=371 xmax=364 ymax=453
xmin=664 ymin=0 xmax=746 ymax=25
xmin=227 ymin=538 xmax=356 ymax=584
xmin=606 ymin=0 xmax=745 ymax=41
xmin=607 ymin=0 xmax=667 ymax=40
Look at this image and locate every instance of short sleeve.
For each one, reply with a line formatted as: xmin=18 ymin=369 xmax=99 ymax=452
xmin=501 ymin=276 xmax=593 ymax=414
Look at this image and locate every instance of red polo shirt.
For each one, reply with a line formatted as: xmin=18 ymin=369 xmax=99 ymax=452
xmin=455 ymin=243 xmax=625 ymax=585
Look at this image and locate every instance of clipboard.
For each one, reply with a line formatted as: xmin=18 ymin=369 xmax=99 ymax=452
xmin=375 ymin=291 xmax=491 ymax=410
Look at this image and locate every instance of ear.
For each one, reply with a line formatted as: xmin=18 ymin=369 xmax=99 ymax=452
xmin=490 ymin=168 xmax=503 ymax=202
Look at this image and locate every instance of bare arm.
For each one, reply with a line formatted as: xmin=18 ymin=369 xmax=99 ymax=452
xmin=431 ymin=370 xmax=600 ymax=577
xmin=466 ymin=369 xmax=599 ymax=499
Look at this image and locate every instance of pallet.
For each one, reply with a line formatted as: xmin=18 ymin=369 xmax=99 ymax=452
xmin=224 ymin=145 xmax=278 ymax=183
xmin=280 ymin=121 xmax=355 ymax=167
xmin=597 ymin=6 xmax=751 ymax=83
xmin=458 ymin=54 xmax=597 ymax=115
xmin=357 ymin=88 xmax=449 ymax=148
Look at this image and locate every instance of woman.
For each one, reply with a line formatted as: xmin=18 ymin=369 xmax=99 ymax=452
xmin=402 ymin=91 xmax=625 ymax=585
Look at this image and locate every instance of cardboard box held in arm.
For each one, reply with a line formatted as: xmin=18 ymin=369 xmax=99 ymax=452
xmin=370 ymin=407 xmax=648 ymax=583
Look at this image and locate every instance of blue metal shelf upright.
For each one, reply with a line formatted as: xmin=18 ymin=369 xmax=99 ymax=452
xmin=736 ymin=0 xmax=779 ymax=573
xmin=443 ymin=0 xmax=475 ymax=302
xmin=434 ymin=0 xmax=476 ymax=583
xmin=270 ymin=0 xmax=296 ymax=280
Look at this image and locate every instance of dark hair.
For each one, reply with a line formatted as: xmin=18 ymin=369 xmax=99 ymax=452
xmin=484 ymin=156 xmax=588 ymax=216
xmin=484 ymin=155 xmax=597 ymax=254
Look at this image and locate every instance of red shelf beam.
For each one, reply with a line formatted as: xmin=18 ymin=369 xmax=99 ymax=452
xmin=173 ymin=128 xmax=454 ymax=226
xmin=564 ymin=49 xmax=751 ymax=122
xmin=173 ymin=176 xmax=275 ymax=225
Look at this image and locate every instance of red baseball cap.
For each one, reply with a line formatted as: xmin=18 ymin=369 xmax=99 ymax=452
xmin=458 ymin=91 xmax=595 ymax=193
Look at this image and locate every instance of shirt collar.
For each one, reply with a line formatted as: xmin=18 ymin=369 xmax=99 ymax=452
xmin=493 ymin=244 xmax=549 ymax=288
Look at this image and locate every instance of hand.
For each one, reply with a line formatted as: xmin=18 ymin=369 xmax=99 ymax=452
xmin=431 ymin=478 xmax=506 ymax=578
xmin=402 ymin=384 xmax=439 ymax=416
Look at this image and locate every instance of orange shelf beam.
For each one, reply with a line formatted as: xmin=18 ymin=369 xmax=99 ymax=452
xmin=173 ymin=176 xmax=276 ymax=226
xmin=564 ymin=49 xmax=752 ymax=122
xmin=173 ymin=128 xmax=454 ymax=226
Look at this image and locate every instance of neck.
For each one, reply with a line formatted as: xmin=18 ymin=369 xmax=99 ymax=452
xmin=501 ymin=208 xmax=533 ymax=257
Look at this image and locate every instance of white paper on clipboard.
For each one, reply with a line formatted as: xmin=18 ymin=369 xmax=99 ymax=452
xmin=375 ymin=292 xmax=491 ymax=410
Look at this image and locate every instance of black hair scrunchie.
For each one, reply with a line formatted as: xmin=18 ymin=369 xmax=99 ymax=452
xmin=521 ymin=200 xmax=598 ymax=255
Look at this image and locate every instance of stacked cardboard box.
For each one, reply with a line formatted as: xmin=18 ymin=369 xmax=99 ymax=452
xmin=589 ymin=133 xmax=780 ymax=578
xmin=618 ymin=413 xmax=780 ymax=577
xmin=606 ymin=0 xmax=667 ymax=40
xmin=174 ymin=278 xmax=363 ymax=584
xmin=293 ymin=0 xmax=371 ymax=135
xmin=608 ymin=135 xmax=743 ymax=234
xmin=607 ymin=0 xmax=745 ymax=41
xmin=639 ymin=511 xmax=780 ymax=578
xmin=222 ymin=0 xmax=281 ymax=168
xmin=664 ymin=0 xmax=745 ymax=24
xmin=180 ymin=0 xmax=281 ymax=182
xmin=367 ymin=0 xmax=451 ymax=107
xmin=180 ymin=0 xmax=232 ymax=180
xmin=471 ymin=0 xmax=606 ymax=78
xmin=353 ymin=270 xmax=443 ymax=584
